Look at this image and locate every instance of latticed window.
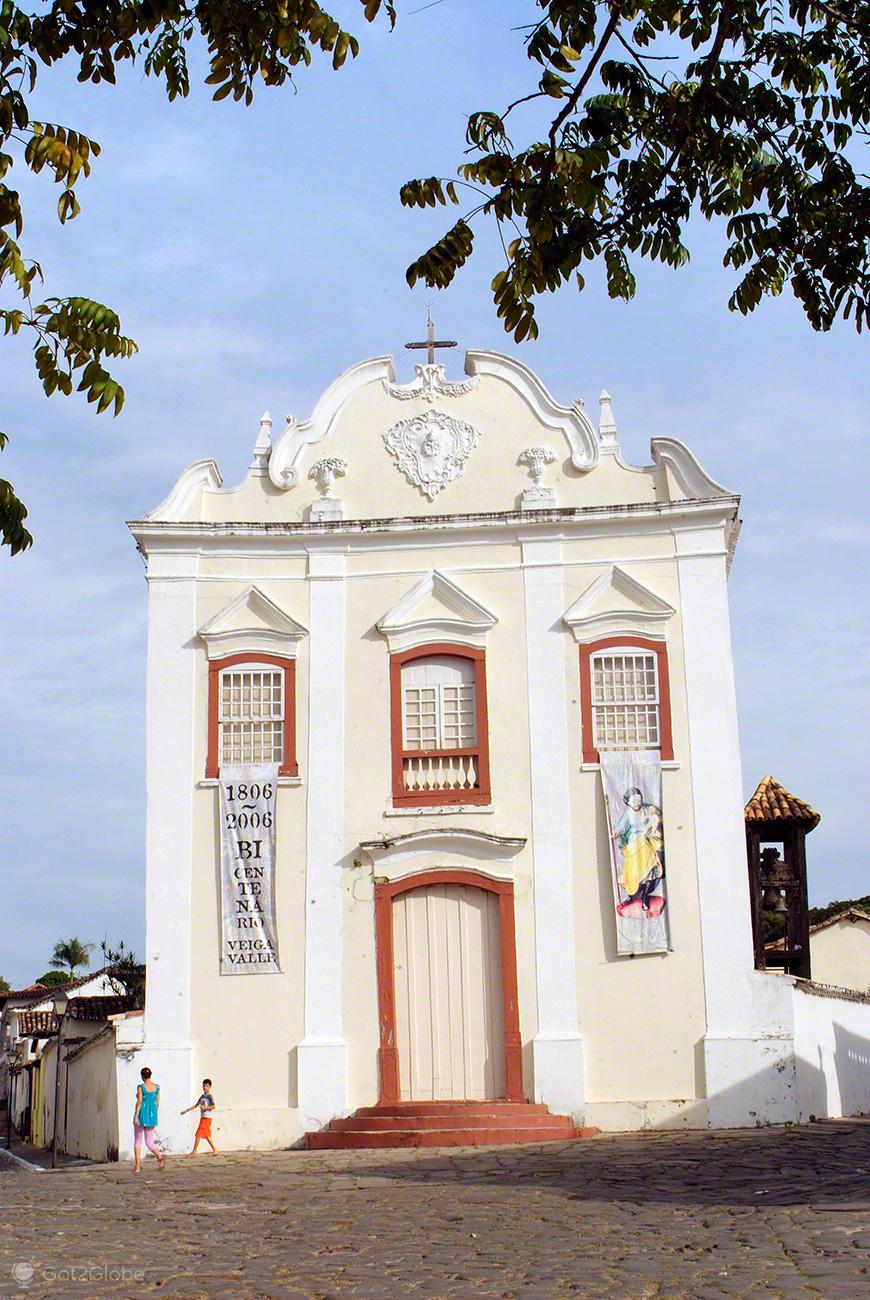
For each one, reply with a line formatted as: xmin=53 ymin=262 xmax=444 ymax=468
xmin=219 ymin=666 xmax=284 ymax=766
xmin=392 ymin=648 xmax=490 ymax=807
xmin=401 ymin=656 xmax=477 ymax=751
xmin=591 ymin=650 xmax=660 ymax=750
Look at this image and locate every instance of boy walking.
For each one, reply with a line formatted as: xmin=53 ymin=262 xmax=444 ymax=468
xmin=181 ymin=1078 xmax=218 ymax=1155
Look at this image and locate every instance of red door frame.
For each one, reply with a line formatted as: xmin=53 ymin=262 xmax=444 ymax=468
xmin=375 ymin=869 xmax=523 ymax=1104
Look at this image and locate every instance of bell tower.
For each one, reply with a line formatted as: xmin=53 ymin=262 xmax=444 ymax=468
xmin=745 ymin=775 xmax=820 ymax=980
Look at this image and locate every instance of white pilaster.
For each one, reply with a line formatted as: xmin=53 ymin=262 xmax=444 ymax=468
xmin=676 ymin=523 xmax=795 ymax=1126
xmin=142 ymin=551 xmax=197 ymax=1151
xmin=522 ymin=539 xmax=585 ymax=1120
xmin=297 ymin=551 xmax=347 ymax=1126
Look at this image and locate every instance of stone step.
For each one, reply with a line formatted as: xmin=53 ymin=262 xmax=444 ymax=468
xmin=306 ymin=1125 xmax=589 ymax=1150
xmin=353 ymin=1101 xmax=553 ymax=1118
xmin=330 ymin=1112 xmax=574 ymax=1132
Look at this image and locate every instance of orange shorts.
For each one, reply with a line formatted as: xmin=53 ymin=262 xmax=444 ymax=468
xmin=195 ymin=1115 xmax=212 ymax=1139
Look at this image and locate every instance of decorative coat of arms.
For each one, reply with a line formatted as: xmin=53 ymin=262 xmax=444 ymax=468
xmin=383 ymin=409 xmax=480 ymax=501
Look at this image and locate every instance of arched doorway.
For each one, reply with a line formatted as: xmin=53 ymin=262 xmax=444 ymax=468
xmin=375 ymin=870 xmax=522 ymax=1104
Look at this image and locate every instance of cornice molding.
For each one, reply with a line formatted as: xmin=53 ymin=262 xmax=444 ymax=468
xmin=197 ymin=585 xmax=308 ymax=659
xmin=464 ymin=349 xmax=599 ymax=471
xmin=376 ymin=568 xmax=498 ymax=652
xmin=129 ymin=495 xmax=739 ymax=561
xmin=359 ymin=827 xmax=526 ymax=882
xmin=562 ymin=564 xmax=675 ymax=642
xmin=144 ymin=459 xmax=223 ymax=522
xmin=650 ymin=437 xmax=734 ymax=500
xmin=269 ymin=355 xmax=395 ymax=489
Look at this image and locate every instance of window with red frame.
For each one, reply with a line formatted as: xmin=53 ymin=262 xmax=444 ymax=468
xmin=579 ymin=637 xmax=673 ymax=765
xmin=390 ymin=646 xmax=491 ymax=806
xmin=206 ymin=654 xmax=298 ymax=778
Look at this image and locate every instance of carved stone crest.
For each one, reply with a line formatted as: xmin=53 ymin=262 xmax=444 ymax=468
xmin=383 ymin=364 xmax=479 ymax=402
xmin=383 ymin=409 xmax=480 ymax=501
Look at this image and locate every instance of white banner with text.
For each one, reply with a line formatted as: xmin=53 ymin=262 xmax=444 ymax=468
xmin=219 ymin=764 xmax=281 ymax=974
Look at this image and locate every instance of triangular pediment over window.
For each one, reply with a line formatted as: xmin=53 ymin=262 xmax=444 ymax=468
xmin=198 ymin=586 xmax=308 ymax=659
xmin=377 ymin=570 xmax=497 ymax=653
xmin=562 ymin=566 xmax=674 ymax=642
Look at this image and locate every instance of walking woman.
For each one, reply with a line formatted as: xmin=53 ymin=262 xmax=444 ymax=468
xmin=133 ymin=1067 xmax=166 ymax=1173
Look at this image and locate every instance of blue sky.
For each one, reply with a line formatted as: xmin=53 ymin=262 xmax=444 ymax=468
xmin=1 ymin=2 xmax=867 ymax=987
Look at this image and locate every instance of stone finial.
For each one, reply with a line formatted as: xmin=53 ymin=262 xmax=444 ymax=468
xmin=518 ymin=445 xmax=557 ymax=487
xmin=249 ymin=410 xmax=273 ymax=475
xmin=598 ymin=390 xmax=619 ymax=454
xmin=309 ymin=457 xmax=348 ymax=500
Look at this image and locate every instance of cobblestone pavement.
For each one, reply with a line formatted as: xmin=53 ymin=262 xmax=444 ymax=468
xmin=1 ymin=1122 xmax=869 ymax=1299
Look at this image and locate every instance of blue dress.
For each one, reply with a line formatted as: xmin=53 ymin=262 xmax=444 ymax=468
xmin=137 ymin=1084 xmax=159 ymax=1128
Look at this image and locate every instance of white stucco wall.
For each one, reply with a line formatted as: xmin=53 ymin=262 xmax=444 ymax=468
xmin=810 ymin=918 xmax=870 ymax=994
xmin=65 ymin=1031 xmax=120 ymax=1162
xmin=793 ymin=983 xmax=870 ymax=1120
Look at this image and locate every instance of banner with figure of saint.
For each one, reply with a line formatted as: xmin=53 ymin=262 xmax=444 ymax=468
xmin=219 ymin=764 xmax=281 ymax=974
xmin=600 ymin=751 xmax=669 ymax=955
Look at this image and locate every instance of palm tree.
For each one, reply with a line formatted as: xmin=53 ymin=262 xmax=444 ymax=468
xmin=49 ymin=937 xmax=95 ymax=978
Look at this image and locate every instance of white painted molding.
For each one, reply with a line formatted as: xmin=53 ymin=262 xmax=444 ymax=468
xmin=198 ymin=776 xmax=303 ymax=788
xmin=359 ymin=827 xmax=526 ymax=882
xmin=144 ymin=459 xmax=223 ymax=522
xmin=464 ymin=350 xmax=599 ymax=471
xmin=197 ymin=585 xmax=308 ymax=659
xmin=383 ymin=803 xmax=496 ymax=817
xmin=562 ymin=565 xmax=675 ymax=642
xmin=308 ymin=497 xmax=344 ymax=521
xmin=650 ymin=437 xmax=735 ymax=500
xmin=269 ymin=355 xmax=395 ymax=488
xmin=384 ymin=363 xmax=479 ymax=401
xmin=376 ymin=568 xmax=498 ymax=653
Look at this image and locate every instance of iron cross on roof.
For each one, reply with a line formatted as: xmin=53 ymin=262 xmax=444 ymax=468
xmin=405 ymin=308 xmax=457 ymax=366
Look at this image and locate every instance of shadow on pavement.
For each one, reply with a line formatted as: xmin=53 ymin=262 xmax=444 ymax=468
xmin=346 ymin=1120 xmax=870 ymax=1208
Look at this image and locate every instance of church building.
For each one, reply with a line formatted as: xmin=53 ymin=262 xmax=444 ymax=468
xmin=127 ymin=341 xmax=853 ymax=1153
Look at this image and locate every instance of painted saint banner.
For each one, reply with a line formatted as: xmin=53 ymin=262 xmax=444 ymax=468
xmin=219 ymin=764 xmax=281 ymax=974
xmin=600 ymin=750 xmax=669 ymax=955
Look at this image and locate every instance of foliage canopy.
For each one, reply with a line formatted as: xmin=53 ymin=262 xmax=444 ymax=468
xmin=48 ymin=935 xmax=94 ymax=975
xmin=1 ymin=1 xmax=868 ymax=552
xmin=403 ymin=1 xmax=870 ymax=344
xmin=33 ymin=969 xmax=71 ymax=988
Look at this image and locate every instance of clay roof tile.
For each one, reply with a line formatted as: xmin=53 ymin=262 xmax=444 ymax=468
xmin=745 ymin=775 xmax=820 ymax=830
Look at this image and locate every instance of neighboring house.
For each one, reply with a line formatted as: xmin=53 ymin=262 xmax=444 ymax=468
xmin=769 ymin=909 xmax=870 ymax=994
xmin=1 ymin=969 xmax=134 ymax=1153
xmin=58 ymin=341 xmax=865 ymax=1157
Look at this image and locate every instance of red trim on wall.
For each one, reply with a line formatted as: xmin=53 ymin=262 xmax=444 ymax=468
xmin=389 ymin=643 xmax=491 ymax=807
xmin=374 ymin=869 xmax=523 ymax=1104
xmin=578 ymin=635 xmax=674 ymax=765
xmin=205 ymin=652 xmax=298 ymax=778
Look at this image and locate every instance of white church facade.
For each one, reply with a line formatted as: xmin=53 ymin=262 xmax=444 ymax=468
xmin=126 ymin=345 xmax=865 ymax=1154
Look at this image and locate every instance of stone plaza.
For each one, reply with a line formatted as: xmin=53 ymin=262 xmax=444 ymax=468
xmin=2 ymin=1122 xmax=868 ymax=1298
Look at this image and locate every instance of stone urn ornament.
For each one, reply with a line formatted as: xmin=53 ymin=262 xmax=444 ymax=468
xmin=308 ymin=457 xmax=348 ymax=519
xmin=518 ymin=446 xmax=557 ymax=508
xmin=309 ymin=457 xmax=347 ymax=499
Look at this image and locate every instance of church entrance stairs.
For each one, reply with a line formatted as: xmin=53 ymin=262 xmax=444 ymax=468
xmin=304 ymin=1101 xmax=597 ymax=1149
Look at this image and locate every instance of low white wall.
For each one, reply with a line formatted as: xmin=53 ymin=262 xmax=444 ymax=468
xmin=793 ymin=981 xmax=870 ymax=1121
xmin=65 ymin=1031 xmax=119 ymax=1162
